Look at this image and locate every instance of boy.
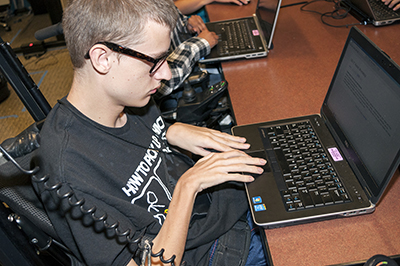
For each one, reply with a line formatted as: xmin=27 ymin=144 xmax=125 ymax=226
xmin=33 ymin=0 xmax=266 ymax=265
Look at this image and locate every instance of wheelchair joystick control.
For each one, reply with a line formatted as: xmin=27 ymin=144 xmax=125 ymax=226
xmin=182 ymin=80 xmax=197 ymax=103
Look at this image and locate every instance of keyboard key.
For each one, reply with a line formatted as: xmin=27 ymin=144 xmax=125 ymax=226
xmin=322 ymin=193 xmax=334 ymax=205
xmin=310 ymin=190 xmax=324 ymax=206
xmin=331 ymin=189 xmax=343 ymax=203
xmin=299 ymin=190 xmax=314 ymax=208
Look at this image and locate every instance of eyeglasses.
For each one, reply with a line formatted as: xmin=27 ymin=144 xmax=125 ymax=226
xmin=84 ymin=41 xmax=169 ymax=74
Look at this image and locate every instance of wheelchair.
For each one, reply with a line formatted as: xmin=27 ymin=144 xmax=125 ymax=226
xmin=0 ymin=121 xmax=81 ymax=266
xmin=0 ymin=32 xmax=232 ymax=266
xmin=0 ymin=26 xmax=272 ymax=266
xmin=0 ymin=0 xmax=11 ymax=32
xmin=0 ymin=35 xmax=82 ymax=266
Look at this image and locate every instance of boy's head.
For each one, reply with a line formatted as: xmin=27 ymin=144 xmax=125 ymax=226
xmin=63 ymin=0 xmax=178 ymax=69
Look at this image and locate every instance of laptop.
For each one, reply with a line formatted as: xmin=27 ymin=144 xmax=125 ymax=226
xmin=232 ymin=27 xmax=400 ymax=229
xmin=342 ymin=0 xmax=400 ymax=26
xmin=199 ymin=0 xmax=281 ymax=63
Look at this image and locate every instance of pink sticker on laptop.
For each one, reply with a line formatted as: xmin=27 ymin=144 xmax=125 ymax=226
xmin=328 ymin=147 xmax=343 ymax=162
xmin=252 ymin=30 xmax=259 ymax=36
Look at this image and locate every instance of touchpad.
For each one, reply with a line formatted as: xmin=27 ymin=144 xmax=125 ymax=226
xmin=246 ymin=150 xmax=271 ymax=175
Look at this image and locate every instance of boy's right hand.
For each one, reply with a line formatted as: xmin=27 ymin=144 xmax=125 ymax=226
xmin=186 ymin=15 xmax=219 ymax=48
xmin=179 ymin=150 xmax=266 ymax=194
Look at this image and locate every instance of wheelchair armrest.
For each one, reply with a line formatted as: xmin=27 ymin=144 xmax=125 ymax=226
xmin=1 ymin=120 xmax=44 ymax=160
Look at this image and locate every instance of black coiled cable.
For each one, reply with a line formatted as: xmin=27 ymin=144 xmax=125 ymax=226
xmin=31 ymin=172 xmax=180 ymax=265
xmin=2 ymin=136 xmax=184 ymax=265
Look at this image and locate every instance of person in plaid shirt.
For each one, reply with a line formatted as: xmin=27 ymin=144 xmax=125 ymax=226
xmin=157 ymin=9 xmax=219 ymax=97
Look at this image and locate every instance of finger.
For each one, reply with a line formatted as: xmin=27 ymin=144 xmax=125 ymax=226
xmin=193 ymin=147 xmax=213 ymax=157
xmin=207 ymin=134 xmax=251 ymax=151
xmin=211 ymin=132 xmax=248 ymax=144
xmin=194 ymin=16 xmax=206 ymax=26
xmin=213 ymin=141 xmax=250 ymax=152
xmin=235 ymin=0 xmax=251 ymax=5
xmin=225 ymin=172 xmax=256 ymax=183
xmin=191 ymin=16 xmax=206 ymax=28
xmin=191 ymin=152 xmax=266 ymax=191
xmin=210 ymin=150 xmax=267 ymax=166
xmin=197 ymin=172 xmax=255 ymax=193
xmin=199 ymin=159 xmax=264 ymax=186
xmin=192 ymin=144 xmax=236 ymax=157
xmin=389 ymin=0 xmax=399 ymax=7
xmin=233 ymin=0 xmax=244 ymax=5
xmin=203 ymin=140 xmax=249 ymax=153
xmin=199 ymin=128 xmax=247 ymax=143
xmin=194 ymin=24 xmax=207 ymax=34
xmin=213 ymin=159 xmax=266 ymax=183
xmin=212 ymin=32 xmax=220 ymax=40
xmin=198 ymin=23 xmax=207 ymax=32
xmin=192 ymin=23 xmax=206 ymax=33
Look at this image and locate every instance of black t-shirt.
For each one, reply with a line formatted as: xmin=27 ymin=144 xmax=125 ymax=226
xmin=33 ymin=97 xmax=248 ymax=266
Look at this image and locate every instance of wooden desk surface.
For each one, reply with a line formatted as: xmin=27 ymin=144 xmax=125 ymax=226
xmin=206 ymin=1 xmax=400 ymax=265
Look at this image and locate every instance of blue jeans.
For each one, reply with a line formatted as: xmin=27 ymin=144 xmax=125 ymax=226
xmin=244 ymin=211 xmax=268 ymax=266
xmin=208 ymin=211 xmax=269 ymax=266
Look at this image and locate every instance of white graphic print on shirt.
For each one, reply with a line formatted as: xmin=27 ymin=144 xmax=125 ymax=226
xmin=121 ymin=116 xmax=173 ymax=225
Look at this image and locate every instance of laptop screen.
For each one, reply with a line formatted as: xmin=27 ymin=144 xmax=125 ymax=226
xmin=323 ymin=29 xmax=400 ymax=203
xmin=256 ymin=0 xmax=281 ymax=48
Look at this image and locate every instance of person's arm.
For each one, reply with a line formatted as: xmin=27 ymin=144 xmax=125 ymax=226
xmin=157 ymin=16 xmax=218 ymax=96
xmin=156 ymin=11 xmax=219 ymax=97
xmin=131 ymin=123 xmax=264 ymax=266
xmin=382 ymin=0 xmax=400 ymax=10
xmin=148 ymin=151 xmax=264 ymax=265
xmin=174 ymin=0 xmax=250 ymax=15
xmin=157 ymin=37 xmax=210 ymax=96
xmin=126 ymin=127 xmax=265 ymax=266
xmin=174 ymin=0 xmax=214 ymax=15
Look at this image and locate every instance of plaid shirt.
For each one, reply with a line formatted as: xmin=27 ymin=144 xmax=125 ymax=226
xmin=158 ymin=10 xmax=211 ymax=96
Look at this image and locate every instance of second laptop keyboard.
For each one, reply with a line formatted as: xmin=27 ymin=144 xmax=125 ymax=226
xmin=368 ymin=0 xmax=400 ymax=20
xmin=262 ymin=121 xmax=351 ymax=212
xmin=216 ymin=20 xmax=255 ymax=55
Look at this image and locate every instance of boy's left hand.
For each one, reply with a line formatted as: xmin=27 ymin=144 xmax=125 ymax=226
xmin=166 ymin=122 xmax=250 ymax=156
xmin=187 ymin=15 xmax=207 ymax=34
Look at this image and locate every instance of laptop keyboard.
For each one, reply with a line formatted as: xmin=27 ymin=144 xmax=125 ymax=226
xmin=368 ymin=0 xmax=400 ymax=20
xmin=216 ymin=20 xmax=255 ymax=55
xmin=262 ymin=121 xmax=351 ymax=212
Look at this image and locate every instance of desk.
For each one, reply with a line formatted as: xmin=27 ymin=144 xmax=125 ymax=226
xmin=206 ymin=1 xmax=400 ymax=265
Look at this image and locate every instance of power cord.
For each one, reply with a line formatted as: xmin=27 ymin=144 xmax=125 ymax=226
xmin=282 ymin=0 xmax=371 ymax=27
xmin=281 ymin=1 xmax=308 ymax=8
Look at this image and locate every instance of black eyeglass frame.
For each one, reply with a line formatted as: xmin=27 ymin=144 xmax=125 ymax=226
xmin=84 ymin=41 xmax=169 ymax=74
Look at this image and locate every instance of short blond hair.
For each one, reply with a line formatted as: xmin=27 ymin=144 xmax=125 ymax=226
xmin=63 ymin=0 xmax=178 ymax=68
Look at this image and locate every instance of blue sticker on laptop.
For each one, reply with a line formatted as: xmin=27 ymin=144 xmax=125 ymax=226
xmin=254 ymin=204 xmax=267 ymax=212
xmin=252 ymin=196 xmax=262 ymax=204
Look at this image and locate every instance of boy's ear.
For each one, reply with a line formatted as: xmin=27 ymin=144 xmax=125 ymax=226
xmin=87 ymin=44 xmax=113 ymax=74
